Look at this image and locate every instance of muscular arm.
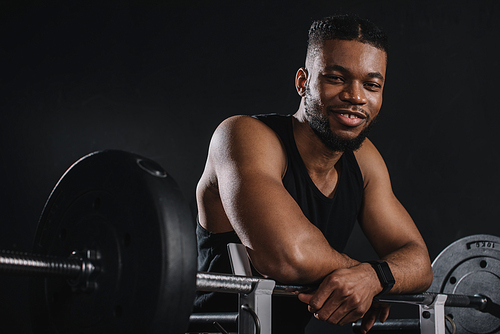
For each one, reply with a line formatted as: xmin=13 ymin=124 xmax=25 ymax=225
xmin=299 ymin=139 xmax=432 ymax=330
xmin=199 ymin=115 xmax=432 ymax=331
xmin=355 ymin=139 xmax=433 ymax=294
xmin=199 ymin=115 xmax=356 ymax=284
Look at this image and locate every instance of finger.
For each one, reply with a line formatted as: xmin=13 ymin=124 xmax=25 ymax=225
xmin=317 ymin=294 xmax=366 ymax=326
xmin=336 ymin=304 xmax=366 ymax=327
xmin=360 ymin=311 xmax=378 ymax=333
xmin=359 ymin=303 xmax=382 ymax=333
xmin=309 ymin=289 xmax=347 ymax=321
xmin=306 ymin=278 xmax=340 ymax=312
xmin=379 ymin=303 xmax=391 ymax=322
xmin=297 ymin=293 xmax=313 ymax=304
xmin=314 ymin=298 xmax=343 ymax=323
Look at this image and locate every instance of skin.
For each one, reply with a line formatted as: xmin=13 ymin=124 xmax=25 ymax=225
xmin=196 ymin=39 xmax=433 ymax=332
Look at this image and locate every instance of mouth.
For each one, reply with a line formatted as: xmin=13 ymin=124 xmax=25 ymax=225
xmin=339 ymin=113 xmax=363 ymax=119
xmin=331 ymin=108 xmax=368 ymax=127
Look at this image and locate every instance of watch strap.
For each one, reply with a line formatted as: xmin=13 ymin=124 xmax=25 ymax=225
xmin=367 ymin=260 xmax=395 ymax=296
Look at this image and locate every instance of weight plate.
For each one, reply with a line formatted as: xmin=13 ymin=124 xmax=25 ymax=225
xmin=429 ymin=234 xmax=500 ymax=334
xmin=29 ymin=150 xmax=197 ymax=333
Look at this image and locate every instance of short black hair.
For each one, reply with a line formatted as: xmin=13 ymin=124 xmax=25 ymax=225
xmin=306 ymin=14 xmax=388 ymax=65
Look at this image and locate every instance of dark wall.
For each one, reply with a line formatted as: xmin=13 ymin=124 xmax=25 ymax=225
xmin=1 ymin=0 xmax=499 ymax=333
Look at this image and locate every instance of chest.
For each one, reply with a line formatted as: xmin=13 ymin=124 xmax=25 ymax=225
xmin=281 ymin=159 xmax=361 ymax=252
xmin=308 ymin=164 xmax=341 ymax=199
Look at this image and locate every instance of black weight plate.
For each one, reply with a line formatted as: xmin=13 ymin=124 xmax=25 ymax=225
xmin=429 ymin=234 xmax=500 ymax=334
xmin=29 ymin=150 xmax=197 ymax=334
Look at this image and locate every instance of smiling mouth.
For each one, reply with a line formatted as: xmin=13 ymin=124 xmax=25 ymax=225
xmin=331 ymin=109 xmax=368 ymax=128
xmin=330 ymin=105 xmax=368 ymax=119
xmin=339 ymin=113 xmax=362 ymax=119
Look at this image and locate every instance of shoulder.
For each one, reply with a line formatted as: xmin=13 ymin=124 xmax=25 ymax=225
xmin=214 ymin=115 xmax=279 ymax=140
xmin=353 ymin=138 xmax=390 ymax=188
xmin=353 ymin=138 xmax=383 ymax=164
xmin=209 ymin=115 xmax=282 ymax=154
xmin=208 ymin=115 xmax=287 ymax=176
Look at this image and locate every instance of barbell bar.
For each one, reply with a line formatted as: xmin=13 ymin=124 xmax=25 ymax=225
xmin=1 ymin=249 xmax=496 ymax=334
xmin=2 ymin=249 xmax=494 ymax=307
xmin=0 ymin=150 xmax=498 ymax=333
xmin=0 ymin=250 xmax=312 ymax=296
xmin=375 ymin=293 xmax=490 ymax=311
xmin=3 ymin=250 xmax=489 ymax=310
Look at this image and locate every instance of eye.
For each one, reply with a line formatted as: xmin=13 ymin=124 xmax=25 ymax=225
xmin=364 ymin=82 xmax=382 ymax=92
xmin=324 ymin=75 xmax=345 ymax=83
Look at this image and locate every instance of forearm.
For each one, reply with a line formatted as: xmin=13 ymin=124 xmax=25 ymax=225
xmin=218 ymin=172 xmax=362 ymax=284
xmin=249 ymin=233 xmax=360 ymax=284
xmin=382 ymin=241 xmax=433 ymax=294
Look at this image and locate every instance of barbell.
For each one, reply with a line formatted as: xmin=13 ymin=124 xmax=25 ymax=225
xmin=7 ymin=150 xmax=198 ymax=333
xmin=0 ymin=150 xmax=499 ymax=333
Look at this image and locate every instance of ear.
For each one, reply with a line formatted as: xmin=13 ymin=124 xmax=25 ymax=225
xmin=295 ymin=67 xmax=308 ymax=97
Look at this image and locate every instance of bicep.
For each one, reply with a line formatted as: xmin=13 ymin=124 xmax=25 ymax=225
xmin=209 ymin=116 xmax=340 ymax=282
xmin=211 ymin=116 xmax=307 ymax=253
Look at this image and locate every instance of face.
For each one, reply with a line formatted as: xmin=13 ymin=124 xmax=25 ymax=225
xmin=298 ymin=39 xmax=387 ymax=151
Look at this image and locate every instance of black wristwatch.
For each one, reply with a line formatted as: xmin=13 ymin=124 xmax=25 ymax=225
xmin=367 ymin=260 xmax=395 ymax=296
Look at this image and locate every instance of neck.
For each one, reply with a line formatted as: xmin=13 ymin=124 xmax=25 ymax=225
xmin=292 ymin=107 xmax=344 ymax=175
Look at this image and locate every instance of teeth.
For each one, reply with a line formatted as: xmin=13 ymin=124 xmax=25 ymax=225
xmin=340 ymin=113 xmax=359 ymax=119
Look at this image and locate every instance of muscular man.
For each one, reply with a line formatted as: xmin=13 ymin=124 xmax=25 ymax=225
xmin=194 ymin=14 xmax=433 ymax=333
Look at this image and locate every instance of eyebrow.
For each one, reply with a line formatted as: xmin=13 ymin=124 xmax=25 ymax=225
xmin=325 ymin=64 xmax=385 ymax=82
xmin=367 ymin=72 xmax=385 ymax=81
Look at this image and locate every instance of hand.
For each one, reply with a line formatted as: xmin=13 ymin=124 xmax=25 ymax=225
xmin=359 ymin=301 xmax=391 ymax=333
xmin=297 ymin=263 xmax=383 ymax=327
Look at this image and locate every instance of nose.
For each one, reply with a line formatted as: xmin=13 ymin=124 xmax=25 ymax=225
xmin=339 ymin=82 xmax=367 ymax=105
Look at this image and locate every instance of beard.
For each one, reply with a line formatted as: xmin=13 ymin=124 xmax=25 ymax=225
xmin=304 ymin=88 xmax=377 ymax=152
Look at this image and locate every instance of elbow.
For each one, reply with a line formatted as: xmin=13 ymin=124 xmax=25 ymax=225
xmin=419 ymin=247 xmax=434 ymax=292
xmin=412 ymin=257 xmax=433 ymax=293
xmin=249 ymin=246 xmax=316 ymax=284
xmin=252 ymin=262 xmax=304 ymax=284
xmin=422 ymin=264 xmax=434 ymax=292
xmin=405 ymin=242 xmax=434 ymax=293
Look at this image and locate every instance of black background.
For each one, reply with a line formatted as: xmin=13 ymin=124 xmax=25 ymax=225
xmin=1 ymin=0 xmax=499 ymax=333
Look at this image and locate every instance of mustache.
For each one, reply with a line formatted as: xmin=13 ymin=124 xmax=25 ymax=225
xmin=328 ymin=104 xmax=369 ymax=120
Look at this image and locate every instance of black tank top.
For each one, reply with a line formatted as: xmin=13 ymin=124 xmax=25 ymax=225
xmin=194 ymin=114 xmax=364 ymax=333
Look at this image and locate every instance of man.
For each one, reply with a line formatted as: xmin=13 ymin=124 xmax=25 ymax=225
xmin=194 ymin=14 xmax=433 ymax=334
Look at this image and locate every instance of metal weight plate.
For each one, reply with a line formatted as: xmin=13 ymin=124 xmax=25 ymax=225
xmin=429 ymin=234 xmax=500 ymax=334
xmin=29 ymin=150 xmax=197 ymax=333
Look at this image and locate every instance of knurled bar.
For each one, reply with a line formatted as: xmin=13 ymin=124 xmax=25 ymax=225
xmin=0 ymin=250 xmax=82 ymax=278
xmin=196 ymin=272 xmax=316 ymax=296
xmin=196 ymin=272 xmax=259 ymax=294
